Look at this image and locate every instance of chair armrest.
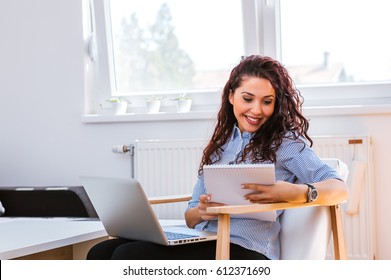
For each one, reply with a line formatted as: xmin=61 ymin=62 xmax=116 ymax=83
xmin=206 ymin=200 xmax=347 ymax=215
xmin=148 ymin=194 xmax=192 ymax=205
xmin=207 ymin=202 xmax=320 ymax=215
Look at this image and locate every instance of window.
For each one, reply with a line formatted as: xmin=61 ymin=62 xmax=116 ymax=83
xmin=107 ymin=0 xmax=243 ymax=95
xmin=88 ymin=0 xmax=391 ymax=116
xmin=280 ymin=0 xmax=391 ymax=85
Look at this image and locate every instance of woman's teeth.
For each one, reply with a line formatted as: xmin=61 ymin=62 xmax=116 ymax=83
xmin=245 ymin=115 xmax=261 ymax=124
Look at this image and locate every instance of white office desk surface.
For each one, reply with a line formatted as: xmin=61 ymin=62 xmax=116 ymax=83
xmin=0 ymin=218 xmax=107 ymax=260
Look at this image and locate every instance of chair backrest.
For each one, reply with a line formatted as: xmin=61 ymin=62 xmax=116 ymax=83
xmin=0 ymin=200 xmax=5 ymax=216
xmin=279 ymin=158 xmax=348 ymax=260
xmin=0 ymin=186 xmax=98 ymax=218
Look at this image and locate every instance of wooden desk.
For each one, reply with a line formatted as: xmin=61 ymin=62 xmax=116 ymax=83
xmin=0 ymin=218 xmax=108 ymax=260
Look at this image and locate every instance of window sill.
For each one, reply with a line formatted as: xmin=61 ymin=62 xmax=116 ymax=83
xmin=303 ymin=104 xmax=391 ymax=117
xmin=81 ymin=104 xmax=391 ymax=124
xmin=81 ymin=110 xmax=217 ymax=123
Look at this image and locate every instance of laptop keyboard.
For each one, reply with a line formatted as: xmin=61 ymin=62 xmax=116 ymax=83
xmin=164 ymin=231 xmax=198 ymax=240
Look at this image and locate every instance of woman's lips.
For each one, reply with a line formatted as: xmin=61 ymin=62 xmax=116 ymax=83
xmin=245 ymin=115 xmax=262 ymax=125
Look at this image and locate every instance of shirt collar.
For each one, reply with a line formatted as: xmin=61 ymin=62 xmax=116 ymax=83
xmin=230 ymin=124 xmax=254 ymax=141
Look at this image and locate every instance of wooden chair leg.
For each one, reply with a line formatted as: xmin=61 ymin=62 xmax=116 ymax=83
xmin=215 ymin=214 xmax=231 ymax=260
xmin=330 ymin=204 xmax=347 ymax=260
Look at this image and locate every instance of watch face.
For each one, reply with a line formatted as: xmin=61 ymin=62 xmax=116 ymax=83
xmin=306 ymin=184 xmax=318 ymax=202
xmin=310 ymin=190 xmax=318 ymax=201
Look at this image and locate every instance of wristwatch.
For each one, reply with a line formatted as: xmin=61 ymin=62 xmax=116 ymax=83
xmin=305 ymin=183 xmax=318 ymax=203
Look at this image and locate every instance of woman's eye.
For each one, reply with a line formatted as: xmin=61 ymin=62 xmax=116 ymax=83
xmin=243 ymin=97 xmax=252 ymax=102
xmin=264 ymin=100 xmax=273 ymax=105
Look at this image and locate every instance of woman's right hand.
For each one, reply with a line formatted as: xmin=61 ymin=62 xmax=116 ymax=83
xmin=197 ymin=194 xmax=225 ymax=221
xmin=185 ymin=194 xmax=225 ymax=228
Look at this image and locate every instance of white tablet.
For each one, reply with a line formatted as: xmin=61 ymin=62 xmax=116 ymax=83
xmin=203 ymin=163 xmax=277 ymax=221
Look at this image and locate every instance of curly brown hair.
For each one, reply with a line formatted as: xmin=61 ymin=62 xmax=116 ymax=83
xmin=199 ymin=55 xmax=312 ymax=175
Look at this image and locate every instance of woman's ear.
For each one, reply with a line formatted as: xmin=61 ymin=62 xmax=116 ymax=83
xmin=228 ymin=89 xmax=234 ymax=105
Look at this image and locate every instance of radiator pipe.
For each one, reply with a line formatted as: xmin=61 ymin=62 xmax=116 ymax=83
xmin=112 ymin=144 xmax=135 ymax=178
xmin=128 ymin=144 xmax=135 ymax=178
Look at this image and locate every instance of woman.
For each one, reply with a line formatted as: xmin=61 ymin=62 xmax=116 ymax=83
xmin=87 ymin=55 xmax=348 ymax=260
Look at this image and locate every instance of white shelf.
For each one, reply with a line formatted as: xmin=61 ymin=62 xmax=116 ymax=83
xmin=81 ymin=111 xmax=217 ymax=123
xmin=81 ymin=104 xmax=391 ymax=124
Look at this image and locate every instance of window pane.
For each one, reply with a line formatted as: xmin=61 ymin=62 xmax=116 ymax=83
xmin=108 ymin=0 xmax=244 ymax=94
xmin=280 ymin=0 xmax=391 ymax=84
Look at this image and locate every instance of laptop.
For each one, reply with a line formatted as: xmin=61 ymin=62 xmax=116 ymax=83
xmin=80 ymin=176 xmax=216 ymax=246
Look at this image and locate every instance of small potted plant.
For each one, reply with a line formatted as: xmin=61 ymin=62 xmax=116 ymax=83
xmin=145 ymin=96 xmax=164 ymax=113
xmin=172 ymin=93 xmax=192 ymax=113
xmin=108 ymin=97 xmax=129 ymax=114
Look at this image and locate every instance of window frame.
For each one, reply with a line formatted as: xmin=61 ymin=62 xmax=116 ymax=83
xmin=87 ymin=0 xmax=391 ymax=116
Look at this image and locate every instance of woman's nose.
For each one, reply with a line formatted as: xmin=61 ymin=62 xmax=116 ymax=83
xmin=251 ymin=102 xmax=263 ymax=115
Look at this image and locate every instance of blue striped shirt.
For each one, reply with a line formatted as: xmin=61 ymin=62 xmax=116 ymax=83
xmin=187 ymin=126 xmax=341 ymax=260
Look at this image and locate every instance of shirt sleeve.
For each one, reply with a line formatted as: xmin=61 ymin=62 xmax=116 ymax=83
xmin=187 ymin=175 xmax=207 ymax=209
xmin=276 ymin=136 xmax=341 ymax=183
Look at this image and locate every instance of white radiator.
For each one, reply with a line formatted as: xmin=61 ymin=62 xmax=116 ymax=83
xmin=130 ymin=136 xmax=375 ymax=260
xmin=133 ymin=139 xmax=207 ymax=220
xmin=311 ymin=136 xmax=375 ymax=260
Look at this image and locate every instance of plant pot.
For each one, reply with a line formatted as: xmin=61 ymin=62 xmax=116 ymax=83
xmin=146 ymin=100 xmax=161 ymax=113
xmin=112 ymin=101 xmax=128 ymax=114
xmin=176 ymin=99 xmax=192 ymax=113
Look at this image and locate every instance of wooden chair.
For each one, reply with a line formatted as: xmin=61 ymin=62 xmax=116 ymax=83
xmin=207 ymin=200 xmax=346 ymax=260
xmin=149 ymin=158 xmax=348 ymax=260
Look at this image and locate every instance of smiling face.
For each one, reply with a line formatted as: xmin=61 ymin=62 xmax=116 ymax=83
xmin=228 ymin=76 xmax=276 ymax=133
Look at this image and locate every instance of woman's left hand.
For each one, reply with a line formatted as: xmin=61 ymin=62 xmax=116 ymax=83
xmin=241 ymin=180 xmax=307 ymax=204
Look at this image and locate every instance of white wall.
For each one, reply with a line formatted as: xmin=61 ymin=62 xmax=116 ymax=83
xmin=1 ymin=0 xmax=390 ymax=259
